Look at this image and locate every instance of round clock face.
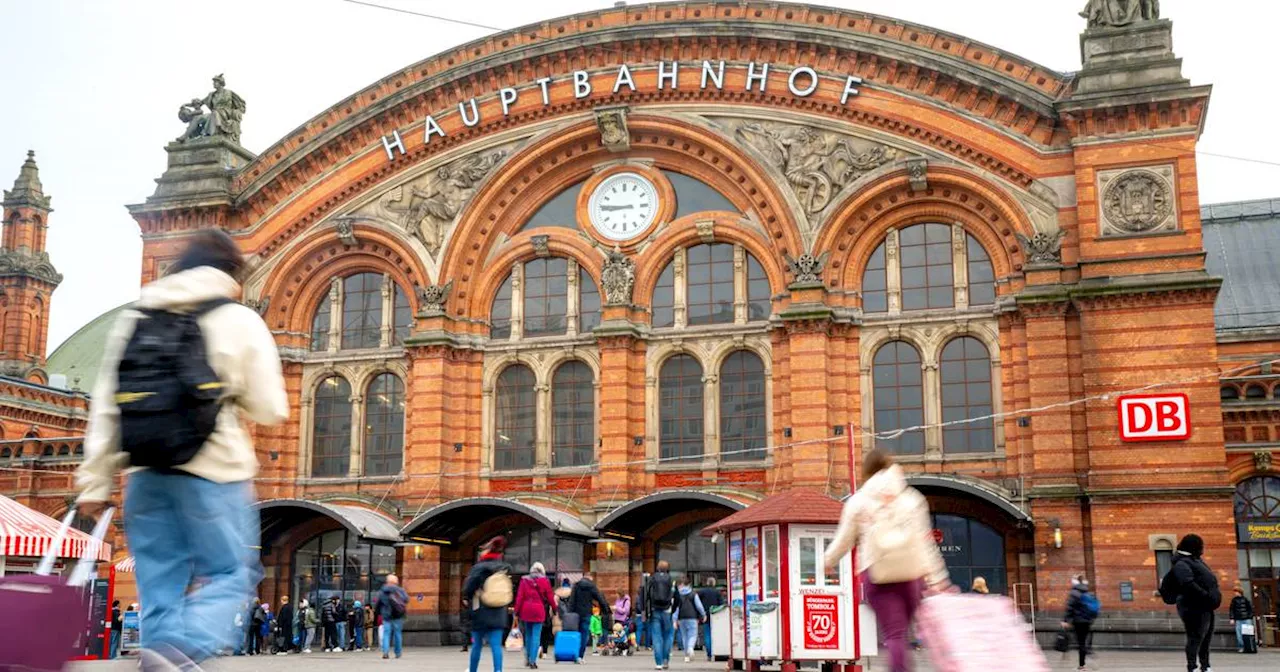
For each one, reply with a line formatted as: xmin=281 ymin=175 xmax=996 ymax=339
xmin=588 ymin=172 xmax=659 ymax=242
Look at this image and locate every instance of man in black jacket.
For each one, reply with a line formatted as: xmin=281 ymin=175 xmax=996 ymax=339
xmin=277 ymin=596 xmax=294 ymax=655
xmin=1060 ymin=575 xmax=1098 ymax=672
xmin=1166 ymin=534 xmax=1222 ymax=672
xmin=646 ymin=561 xmax=676 ymax=670
xmin=321 ymin=597 xmax=340 ymax=652
xmin=696 ymin=578 xmax=722 ymax=661
xmin=568 ymin=573 xmax=611 ymax=662
xmin=1229 ymin=587 xmax=1254 ymax=653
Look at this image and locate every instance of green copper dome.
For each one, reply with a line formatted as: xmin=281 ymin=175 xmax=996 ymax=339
xmin=46 ymin=304 xmax=129 ymax=394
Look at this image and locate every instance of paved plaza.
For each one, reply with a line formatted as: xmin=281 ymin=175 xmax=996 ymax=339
xmin=69 ymin=648 xmax=1279 ymax=672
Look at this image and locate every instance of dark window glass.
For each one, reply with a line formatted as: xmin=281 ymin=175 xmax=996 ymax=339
xmin=862 ymin=243 xmax=887 ymax=313
xmin=663 ymin=170 xmax=739 ymax=219
xmin=899 ymin=224 xmax=954 ymax=311
xmin=523 ymin=181 xmax=586 ymax=230
xmin=941 ymin=337 xmax=994 ymax=454
xmin=310 ymin=293 xmax=331 ymax=351
xmin=312 ymin=376 xmax=353 ymax=477
xmin=392 ymin=284 xmax=413 ymax=345
xmin=966 ymin=235 xmax=996 ymax=307
xmin=687 ymin=244 xmax=735 ymax=326
xmin=931 ymin=514 xmax=1007 ymax=595
xmin=579 ymin=269 xmax=601 ymax=333
xmin=660 ymin=354 xmax=704 ymax=461
xmin=1245 ymin=384 xmax=1268 ymax=400
xmin=495 ymin=365 xmax=536 ymax=470
xmin=657 ymin=522 xmax=725 ymax=584
xmin=490 ymin=275 xmax=514 ymax=339
xmin=720 ymin=351 xmax=767 ymax=462
xmin=652 ymin=263 xmax=675 ymax=328
xmin=552 ymin=361 xmax=594 ymax=467
xmin=1220 ymin=385 xmax=1239 ymax=401
xmin=1235 ymin=476 xmax=1280 ymax=520
xmin=1155 ymin=549 xmax=1174 ymax=582
xmin=873 ymin=341 xmax=925 ymax=455
xmin=364 ymin=373 xmax=405 ymax=476
xmin=524 ymin=258 xmax=569 ymax=337
xmin=746 ymin=255 xmax=770 ymax=321
xmin=341 ymin=273 xmax=383 ymax=349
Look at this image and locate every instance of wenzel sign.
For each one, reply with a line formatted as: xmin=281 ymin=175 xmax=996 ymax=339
xmin=379 ymin=61 xmax=864 ymax=161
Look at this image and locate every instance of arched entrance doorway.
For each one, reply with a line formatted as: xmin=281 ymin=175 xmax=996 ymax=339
xmin=1235 ymin=475 xmax=1280 ymax=634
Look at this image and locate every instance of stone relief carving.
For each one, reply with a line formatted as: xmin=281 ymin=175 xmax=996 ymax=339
xmin=906 ymin=157 xmax=928 ymax=192
xmin=415 ymin=280 xmax=453 ymax=316
xmin=600 ymin=245 xmax=636 ymax=306
xmin=595 ymin=107 xmax=630 ymax=152
xmin=243 ymin=296 xmax=270 ymax=316
xmin=1081 ymin=0 xmax=1159 ymax=28
xmin=358 ymin=149 xmax=507 ymax=258
xmin=1098 ymin=165 xmax=1176 ymax=236
xmin=696 ymin=219 xmax=715 ymax=243
xmin=784 ymin=252 xmax=829 ymax=284
xmin=531 ymin=234 xmax=550 ymax=258
xmin=1256 ymin=450 xmax=1273 ymax=473
xmin=334 ymin=217 xmax=358 ymax=246
xmin=0 ymin=250 xmax=62 ymax=285
xmin=1016 ymin=230 xmax=1068 ymax=265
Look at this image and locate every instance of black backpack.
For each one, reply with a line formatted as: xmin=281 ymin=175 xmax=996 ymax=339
xmin=115 ymin=299 xmax=231 ymax=468
xmin=1159 ymin=566 xmax=1180 ymax=605
xmin=649 ymin=573 xmax=674 ymax=611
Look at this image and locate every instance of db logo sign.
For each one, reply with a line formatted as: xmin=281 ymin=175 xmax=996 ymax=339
xmin=1117 ymin=393 xmax=1191 ymax=442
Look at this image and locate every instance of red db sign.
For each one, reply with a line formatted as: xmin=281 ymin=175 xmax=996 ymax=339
xmin=1117 ymin=393 xmax=1191 ymax=442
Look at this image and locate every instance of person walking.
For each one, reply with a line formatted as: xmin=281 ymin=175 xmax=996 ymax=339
xmin=349 ymin=600 xmax=365 ymax=651
xmin=1229 ymin=587 xmax=1255 ymax=653
xmin=635 ymin=577 xmax=650 ymax=651
xmin=460 ymin=590 xmax=475 ymax=653
xmin=464 ymin=537 xmax=513 ymax=672
xmin=74 ymin=229 xmax=289 ymax=670
xmin=364 ymin=601 xmax=375 ymax=651
xmin=1160 ymin=534 xmax=1222 ymax=672
xmin=674 ymin=580 xmax=706 ymax=663
xmin=612 ymin=590 xmax=632 ymax=636
xmin=514 ymin=561 xmax=554 ymax=669
xmin=1061 ymin=574 xmax=1101 ymax=672
xmin=823 ymin=449 xmax=952 ymax=672
xmin=645 ymin=561 xmax=677 ymax=670
xmin=277 ymin=596 xmax=294 ymax=655
xmin=109 ymin=600 xmax=122 ymax=659
xmin=374 ymin=574 xmax=410 ymax=659
xmin=696 ymin=578 xmax=722 ymax=661
xmin=568 ymin=572 xmax=611 ymax=663
xmin=322 ymin=596 xmax=341 ymax=651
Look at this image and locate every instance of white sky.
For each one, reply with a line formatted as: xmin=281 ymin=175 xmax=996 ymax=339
xmin=1 ymin=0 xmax=1276 ymax=352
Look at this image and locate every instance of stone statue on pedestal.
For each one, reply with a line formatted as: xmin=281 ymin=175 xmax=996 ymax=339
xmin=1081 ymin=0 xmax=1160 ymax=28
xmin=176 ymin=74 xmax=246 ymax=144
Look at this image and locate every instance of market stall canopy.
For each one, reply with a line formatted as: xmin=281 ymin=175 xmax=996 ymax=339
xmin=115 ymin=556 xmax=135 ymax=573
xmin=705 ymin=489 xmax=843 ymax=535
xmin=0 ymin=494 xmax=111 ymax=562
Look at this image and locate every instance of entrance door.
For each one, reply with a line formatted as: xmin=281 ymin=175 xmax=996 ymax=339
xmin=1253 ymin=579 xmax=1278 ymax=647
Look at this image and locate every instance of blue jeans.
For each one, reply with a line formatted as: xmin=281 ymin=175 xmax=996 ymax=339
xmin=636 ymin=614 xmax=648 ymax=648
xmin=649 ymin=609 xmax=674 ymax=666
xmin=701 ymin=620 xmax=713 ymax=659
xmin=353 ymin=624 xmax=364 ymax=649
xmin=578 ymin=620 xmax=593 ymax=658
xmin=337 ymin=622 xmax=347 ymax=648
xmin=678 ymin=619 xmax=699 ymax=656
xmin=521 ymin=621 xmax=542 ymax=666
xmin=109 ymin=628 xmax=121 ymax=658
xmin=1235 ymin=619 xmax=1248 ymax=649
xmin=470 ymin=628 xmax=504 ymax=672
xmin=125 ymin=470 xmax=258 ymax=662
xmin=381 ymin=618 xmax=403 ymax=657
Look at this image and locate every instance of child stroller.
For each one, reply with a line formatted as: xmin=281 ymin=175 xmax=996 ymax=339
xmin=268 ymin=620 xmax=288 ymax=655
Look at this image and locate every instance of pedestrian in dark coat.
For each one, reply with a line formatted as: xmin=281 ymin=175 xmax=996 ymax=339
xmin=1060 ymin=575 xmax=1098 ymax=671
xmin=277 ymin=596 xmax=294 ymax=654
xmin=1166 ymin=534 xmax=1222 ymax=672
xmin=463 ymin=537 xmax=513 ymax=672
xmin=568 ymin=574 xmax=611 ymax=661
xmin=1229 ymin=587 xmax=1255 ymax=652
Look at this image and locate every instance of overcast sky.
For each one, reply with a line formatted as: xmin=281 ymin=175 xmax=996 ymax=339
xmin=1 ymin=0 xmax=1276 ymax=352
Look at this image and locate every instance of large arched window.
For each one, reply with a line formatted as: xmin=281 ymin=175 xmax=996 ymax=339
xmin=1236 ymin=476 xmax=1280 ymax=521
xmin=312 ymin=376 xmax=353 ymax=477
xmin=552 ymin=361 xmax=594 ymax=468
xmin=342 ymin=273 xmax=383 ymax=349
xmin=489 ymin=259 xmax=601 ymax=340
xmin=495 ymin=365 xmax=536 ymax=470
xmin=720 ymin=351 xmax=766 ymax=462
xmin=660 ymin=354 xmax=704 ymax=461
xmin=364 ymin=373 xmax=405 ymax=476
xmin=873 ymin=341 xmax=925 ymax=455
xmin=651 ymin=244 xmax=770 ymax=328
xmin=524 ymin=258 xmax=569 ymax=337
xmin=862 ymin=225 xmax=998 ymax=314
xmin=941 ymin=337 xmax=994 ymax=454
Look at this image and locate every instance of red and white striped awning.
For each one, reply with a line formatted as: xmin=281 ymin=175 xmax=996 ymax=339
xmin=0 ymin=494 xmax=111 ymax=562
xmin=115 ymin=556 xmax=135 ymax=573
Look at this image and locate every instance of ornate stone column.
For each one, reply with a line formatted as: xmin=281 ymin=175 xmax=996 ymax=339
xmin=673 ymin=248 xmax=688 ymax=328
xmin=702 ymin=371 xmax=720 ymax=468
xmin=535 ymin=382 xmax=551 ymax=468
xmin=951 ymin=224 xmax=969 ymax=310
xmin=380 ymin=274 xmax=394 ymax=347
xmin=733 ymin=245 xmax=747 ymax=324
xmin=327 ymin=278 xmax=342 ymax=352
xmin=885 ymin=229 xmax=902 ymax=315
xmin=566 ymin=259 xmax=580 ymax=338
xmin=347 ymin=393 xmax=365 ymax=478
xmin=509 ymin=262 xmax=524 ymax=341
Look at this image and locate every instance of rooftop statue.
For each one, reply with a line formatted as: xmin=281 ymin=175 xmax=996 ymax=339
xmin=176 ymin=74 xmax=246 ymax=144
xmin=1081 ymin=0 xmax=1160 ymax=28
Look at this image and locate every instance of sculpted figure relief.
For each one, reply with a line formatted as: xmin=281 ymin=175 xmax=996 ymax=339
xmin=600 ymin=245 xmax=636 ymax=306
xmin=730 ymin=120 xmax=898 ymax=225
xmin=378 ymin=151 xmax=505 ymax=257
xmin=1101 ymin=169 xmax=1174 ymax=235
xmin=1081 ymin=0 xmax=1160 ymax=28
xmin=176 ymin=74 xmax=246 ymax=144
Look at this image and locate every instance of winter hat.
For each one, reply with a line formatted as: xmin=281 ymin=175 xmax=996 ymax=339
xmin=1176 ymin=534 xmax=1205 ymax=557
xmin=530 ymin=561 xmax=546 ymax=575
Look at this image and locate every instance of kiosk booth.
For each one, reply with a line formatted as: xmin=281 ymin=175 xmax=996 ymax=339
xmin=707 ymin=490 xmax=877 ymax=672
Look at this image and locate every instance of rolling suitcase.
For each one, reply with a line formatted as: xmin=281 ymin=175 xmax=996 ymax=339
xmin=1241 ymin=621 xmax=1258 ymax=653
xmin=554 ymin=630 xmax=582 ymax=663
xmin=916 ymin=593 xmax=1049 ymax=672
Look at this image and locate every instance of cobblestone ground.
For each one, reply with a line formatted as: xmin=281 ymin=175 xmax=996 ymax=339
xmin=69 ymin=647 xmax=1279 ymax=672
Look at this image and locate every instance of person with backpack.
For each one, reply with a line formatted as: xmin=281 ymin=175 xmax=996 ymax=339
xmin=674 ymin=580 xmax=706 ymax=663
xmin=75 ymin=229 xmax=290 ymax=669
xmin=464 ymin=537 xmax=514 ymax=672
xmin=249 ymin=601 xmax=267 ymax=656
xmin=568 ymin=573 xmax=611 ymax=662
xmin=321 ymin=596 xmax=341 ymax=651
xmin=696 ymin=578 xmax=722 ymax=661
xmin=645 ymin=560 xmax=677 ymax=670
xmin=514 ymin=561 xmax=555 ymax=669
xmin=1229 ymin=587 xmax=1255 ymax=653
xmin=823 ymin=449 xmax=952 ymax=672
xmin=1159 ymin=534 xmax=1222 ymax=672
xmin=375 ymin=574 xmax=410 ymax=659
xmin=1061 ymin=574 xmax=1100 ymax=672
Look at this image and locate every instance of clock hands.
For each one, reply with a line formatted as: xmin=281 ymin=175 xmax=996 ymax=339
xmin=599 ymin=204 xmax=636 ymax=211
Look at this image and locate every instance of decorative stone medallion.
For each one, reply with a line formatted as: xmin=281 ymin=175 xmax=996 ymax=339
xmin=1097 ymin=165 xmax=1176 ymax=237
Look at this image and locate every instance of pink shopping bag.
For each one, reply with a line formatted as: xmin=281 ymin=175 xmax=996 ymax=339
xmin=915 ymin=593 xmax=1049 ymax=672
xmin=0 ymin=507 xmax=114 ymax=672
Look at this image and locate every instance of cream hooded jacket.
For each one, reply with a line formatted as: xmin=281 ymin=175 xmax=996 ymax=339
xmin=76 ymin=267 xmax=289 ymax=503
xmin=822 ymin=464 xmax=950 ymax=588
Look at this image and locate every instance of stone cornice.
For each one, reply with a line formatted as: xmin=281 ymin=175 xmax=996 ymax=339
xmin=1016 ymin=272 xmax=1222 ymax=316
